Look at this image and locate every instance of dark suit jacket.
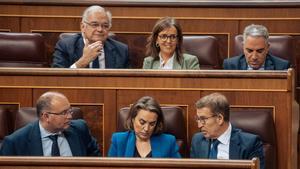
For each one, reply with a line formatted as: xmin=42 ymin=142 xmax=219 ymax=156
xmin=223 ymin=54 xmax=290 ymax=70
xmin=108 ymin=131 xmax=181 ymax=158
xmin=0 ymin=119 xmax=100 ymax=156
xmin=190 ymin=127 xmax=265 ymax=169
xmin=52 ymin=33 xmax=129 ymax=68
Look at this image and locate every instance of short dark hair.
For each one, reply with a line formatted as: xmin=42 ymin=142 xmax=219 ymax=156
xmin=146 ymin=16 xmax=183 ymax=64
xmin=125 ymin=96 xmax=164 ymax=135
xmin=195 ymin=93 xmax=230 ymax=121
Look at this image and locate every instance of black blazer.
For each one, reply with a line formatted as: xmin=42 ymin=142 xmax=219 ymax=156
xmin=0 ymin=119 xmax=100 ymax=156
xmin=223 ymin=54 xmax=290 ymax=70
xmin=52 ymin=33 xmax=129 ymax=68
xmin=190 ymin=126 xmax=265 ymax=169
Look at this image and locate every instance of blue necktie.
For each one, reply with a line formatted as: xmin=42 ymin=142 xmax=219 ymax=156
xmin=209 ymin=139 xmax=219 ymax=159
xmin=92 ymin=57 xmax=99 ymax=68
xmin=48 ymin=135 xmax=60 ymax=156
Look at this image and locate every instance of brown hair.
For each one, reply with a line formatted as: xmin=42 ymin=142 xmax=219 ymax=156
xmin=195 ymin=93 xmax=230 ymax=122
xmin=145 ymin=16 xmax=183 ymax=65
xmin=125 ymin=96 xmax=164 ymax=135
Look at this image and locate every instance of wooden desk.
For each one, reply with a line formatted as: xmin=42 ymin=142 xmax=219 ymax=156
xmin=0 ymin=68 xmax=297 ymax=169
xmin=0 ymin=157 xmax=259 ymax=169
xmin=1 ymin=0 xmax=300 ymax=90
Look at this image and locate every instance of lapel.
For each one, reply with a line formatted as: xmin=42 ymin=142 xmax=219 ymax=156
xmin=199 ymin=137 xmax=211 ymax=158
xmin=124 ymin=131 xmax=136 ymax=157
xmin=74 ymin=35 xmax=85 ymax=65
xmin=27 ymin=121 xmax=44 ymax=156
xmin=150 ymin=135 xmax=161 ymax=157
xmin=173 ymin=58 xmax=183 ymax=70
xmin=104 ymin=39 xmax=116 ymax=68
xmin=239 ymin=56 xmax=248 ymax=70
xmin=229 ymin=127 xmax=241 ymax=159
xmin=64 ymin=123 xmax=83 ymax=156
xmin=264 ymin=55 xmax=275 ymax=70
xmin=151 ymin=59 xmax=160 ymax=69
xmin=151 ymin=57 xmax=182 ymax=69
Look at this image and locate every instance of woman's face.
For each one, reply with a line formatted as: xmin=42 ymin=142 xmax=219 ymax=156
xmin=133 ymin=109 xmax=158 ymax=141
xmin=156 ymin=26 xmax=178 ymax=58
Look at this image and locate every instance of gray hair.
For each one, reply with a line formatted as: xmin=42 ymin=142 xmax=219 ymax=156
xmin=243 ymin=24 xmax=269 ymax=44
xmin=81 ymin=5 xmax=112 ymax=29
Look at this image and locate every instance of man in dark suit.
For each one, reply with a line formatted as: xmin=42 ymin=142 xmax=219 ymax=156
xmin=223 ymin=24 xmax=290 ymax=70
xmin=190 ymin=93 xmax=264 ymax=169
xmin=52 ymin=5 xmax=129 ymax=68
xmin=0 ymin=91 xmax=100 ymax=156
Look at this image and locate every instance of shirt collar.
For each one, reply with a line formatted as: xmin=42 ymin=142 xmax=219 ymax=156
xmin=217 ymin=123 xmax=232 ymax=145
xmin=39 ymin=121 xmax=62 ymax=138
xmin=247 ymin=63 xmax=265 ymax=70
xmin=159 ymin=53 xmax=175 ymax=69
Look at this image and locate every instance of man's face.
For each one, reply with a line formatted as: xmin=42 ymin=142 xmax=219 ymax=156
xmin=196 ymin=107 xmax=222 ymax=139
xmin=81 ymin=11 xmax=110 ymax=44
xmin=243 ymin=36 xmax=269 ymax=70
xmin=43 ymin=96 xmax=72 ymax=133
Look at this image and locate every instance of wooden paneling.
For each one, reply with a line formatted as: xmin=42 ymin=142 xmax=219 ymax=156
xmin=1 ymin=4 xmax=300 ymax=75
xmin=0 ymin=68 xmax=297 ymax=169
xmin=0 ymin=104 xmax=19 ymax=135
xmin=0 ymin=2 xmax=299 ymax=168
xmin=0 ymin=89 xmax=32 ymax=107
xmin=0 ymin=157 xmax=259 ymax=169
xmin=0 ymin=17 xmax=19 ymax=32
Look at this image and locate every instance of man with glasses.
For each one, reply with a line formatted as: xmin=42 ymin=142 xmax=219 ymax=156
xmin=190 ymin=93 xmax=265 ymax=169
xmin=223 ymin=24 xmax=290 ymax=70
xmin=0 ymin=91 xmax=100 ymax=156
xmin=52 ymin=5 xmax=129 ymax=68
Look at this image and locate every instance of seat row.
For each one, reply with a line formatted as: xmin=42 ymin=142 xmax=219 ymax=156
xmin=0 ymin=105 xmax=276 ymax=169
xmin=0 ymin=32 xmax=294 ymax=69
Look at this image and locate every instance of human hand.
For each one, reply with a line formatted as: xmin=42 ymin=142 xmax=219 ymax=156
xmin=75 ymin=39 xmax=103 ymax=68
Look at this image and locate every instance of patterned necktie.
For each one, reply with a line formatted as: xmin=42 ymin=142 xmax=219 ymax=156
xmin=209 ymin=139 xmax=220 ymax=159
xmin=48 ymin=135 xmax=60 ymax=156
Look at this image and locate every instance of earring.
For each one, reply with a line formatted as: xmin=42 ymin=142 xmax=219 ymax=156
xmin=156 ymin=43 xmax=159 ymax=48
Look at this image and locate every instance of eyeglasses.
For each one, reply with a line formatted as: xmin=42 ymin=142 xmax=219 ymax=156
xmin=47 ymin=108 xmax=73 ymax=116
xmin=158 ymin=34 xmax=178 ymax=42
xmin=195 ymin=115 xmax=217 ymax=125
xmin=84 ymin=21 xmax=110 ymax=30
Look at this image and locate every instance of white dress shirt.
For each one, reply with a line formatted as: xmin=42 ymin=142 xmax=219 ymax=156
xmin=215 ymin=123 xmax=232 ymax=159
xmin=39 ymin=122 xmax=73 ymax=156
xmin=247 ymin=63 xmax=265 ymax=70
xmin=159 ymin=53 xmax=175 ymax=70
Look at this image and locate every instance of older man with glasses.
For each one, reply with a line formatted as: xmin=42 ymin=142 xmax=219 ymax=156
xmin=0 ymin=91 xmax=100 ymax=156
xmin=52 ymin=5 xmax=129 ymax=69
xmin=190 ymin=93 xmax=265 ymax=169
